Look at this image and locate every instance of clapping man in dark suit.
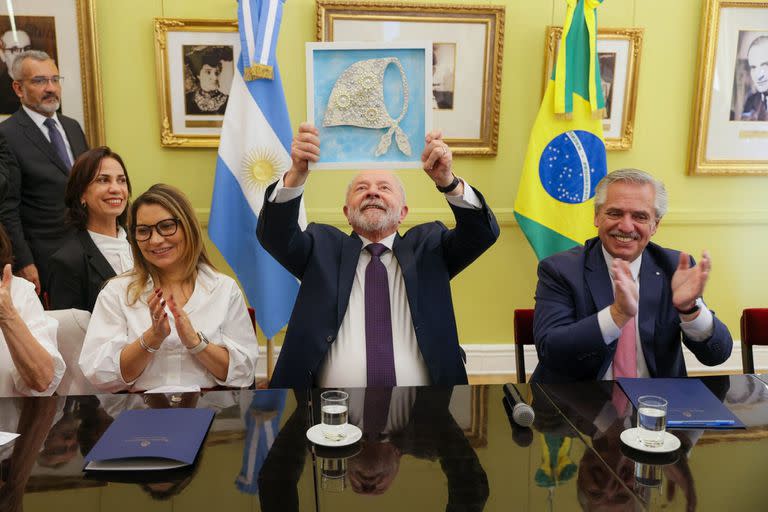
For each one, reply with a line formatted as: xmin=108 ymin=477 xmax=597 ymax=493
xmin=257 ymin=122 xmax=499 ymax=388
xmin=531 ymin=169 xmax=732 ymax=383
xmin=0 ymin=50 xmax=88 ymax=294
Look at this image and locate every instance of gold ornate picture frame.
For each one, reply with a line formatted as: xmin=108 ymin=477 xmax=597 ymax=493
xmin=316 ymin=1 xmax=505 ymax=156
xmin=689 ymin=0 xmax=768 ymax=175
xmin=543 ymin=26 xmax=643 ymax=151
xmin=0 ymin=0 xmax=104 ymax=145
xmin=154 ymin=18 xmax=239 ymax=148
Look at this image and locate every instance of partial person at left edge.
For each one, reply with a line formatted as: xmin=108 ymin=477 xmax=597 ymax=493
xmin=0 ymin=50 xmax=89 ymax=295
xmin=47 ymin=147 xmax=133 ymax=312
xmin=0 ymin=223 xmax=65 ymax=396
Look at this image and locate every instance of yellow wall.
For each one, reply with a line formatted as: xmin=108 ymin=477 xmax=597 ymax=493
xmin=95 ymin=0 xmax=768 ymax=345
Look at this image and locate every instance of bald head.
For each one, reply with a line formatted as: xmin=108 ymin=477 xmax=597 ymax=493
xmin=0 ymin=30 xmax=31 ymax=67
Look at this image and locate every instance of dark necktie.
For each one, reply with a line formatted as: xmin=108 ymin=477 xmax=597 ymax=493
xmin=363 ymin=387 xmax=393 ymax=438
xmin=43 ymin=117 xmax=72 ymax=169
xmin=364 ymin=243 xmax=396 ymax=387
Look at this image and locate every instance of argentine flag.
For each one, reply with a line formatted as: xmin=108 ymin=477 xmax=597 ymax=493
xmin=209 ymin=0 xmax=305 ymax=339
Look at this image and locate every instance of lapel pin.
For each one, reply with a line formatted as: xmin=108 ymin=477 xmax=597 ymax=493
xmin=655 ymin=271 xmax=660 ymax=276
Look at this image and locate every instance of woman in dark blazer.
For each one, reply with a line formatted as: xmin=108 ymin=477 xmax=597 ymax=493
xmin=47 ymin=147 xmax=133 ymax=312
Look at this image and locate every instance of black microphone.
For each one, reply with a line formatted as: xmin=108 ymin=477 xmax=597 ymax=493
xmin=503 ymin=383 xmax=535 ymax=428
xmin=502 ymin=397 xmax=534 ymax=447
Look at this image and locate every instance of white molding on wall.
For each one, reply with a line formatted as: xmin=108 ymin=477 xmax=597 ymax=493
xmin=195 ymin=207 xmax=768 ymax=229
xmin=462 ymin=343 xmax=768 ymax=380
xmin=255 ymin=343 xmax=768 ymax=379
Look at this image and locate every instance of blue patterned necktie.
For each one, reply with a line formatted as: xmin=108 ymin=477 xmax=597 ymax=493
xmin=364 ymin=243 xmax=396 ymax=387
xmin=43 ymin=117 xmax=72 ymax=169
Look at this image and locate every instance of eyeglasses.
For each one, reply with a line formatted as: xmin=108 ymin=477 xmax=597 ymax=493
xmin=3 ymin=45 xmax=31 ymax=54
xmin=134 ymin=218 xmax=180 ymax=241
xmin=21 ymin=75 xmax=64 ymax=87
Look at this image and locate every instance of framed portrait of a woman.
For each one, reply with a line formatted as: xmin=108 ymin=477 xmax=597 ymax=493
xmin=154 ymin=18 xmax=239 ymax=148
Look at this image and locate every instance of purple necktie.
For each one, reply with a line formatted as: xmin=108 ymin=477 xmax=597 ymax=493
xmin=43 ymin=117 xmax=72 ymax=170
xmin=364 ymin=243 xmax=396 ymax=387
xmin=363 ymin=387 xmax=393 ymax=438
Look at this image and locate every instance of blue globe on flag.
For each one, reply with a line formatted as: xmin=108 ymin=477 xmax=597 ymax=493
xmin=538 ymin=130 xmax=607 ymax=204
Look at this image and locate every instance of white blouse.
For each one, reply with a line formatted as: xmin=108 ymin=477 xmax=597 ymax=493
xmin=0 ymin=277 xmax=66 ymax=397
xmin=79 ymin=265 xmax=258 ymax=392
xmin=88 ymin=227 xmax=133 ymax=275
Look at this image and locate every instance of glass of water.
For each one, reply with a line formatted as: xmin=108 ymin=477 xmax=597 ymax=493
xmin=320 ymin=457 xmax=347 ymax=492
xmin=637 ymin=395 xmax=667 ymax=448
xmin=320 ymin=390 xmax=349 ymax=442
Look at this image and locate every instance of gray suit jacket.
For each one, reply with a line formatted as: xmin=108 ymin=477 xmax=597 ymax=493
xmin=0 ymin=108 xmax=88 ymax=285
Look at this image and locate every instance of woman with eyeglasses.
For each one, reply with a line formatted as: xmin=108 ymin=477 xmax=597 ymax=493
xmin=48 ymin=147 xmax=133 ymax=312
xmin=79 ymin=184 xmax=257 ymax=392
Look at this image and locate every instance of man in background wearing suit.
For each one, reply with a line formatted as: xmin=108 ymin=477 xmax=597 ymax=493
xmin=0 ymin=50 xmax=88 ymax=294
xmin=531 ymin=169 xmax=732 ymax=383
xmin=257 ymin=122 xmax=499 ymax=388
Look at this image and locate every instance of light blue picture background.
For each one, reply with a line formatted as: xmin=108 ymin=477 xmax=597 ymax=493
xmin=312 ymin=48 xmax=426 ymax=166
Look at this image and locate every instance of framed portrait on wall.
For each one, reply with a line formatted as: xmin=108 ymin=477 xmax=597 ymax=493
xmin=306 ymin=41 xmax=432 ymax=170
xmin=153 ymin=18 xmax=239 ymax=148
xmin=544 ymin=27 xmax=643 ymax=151
xmin=0 ymin=0 xmax=104 ymax=145
xmin=689 ymin=0 xmax=768 ymax=175
xmin=316 ymin=1 xmax=505 ymax=156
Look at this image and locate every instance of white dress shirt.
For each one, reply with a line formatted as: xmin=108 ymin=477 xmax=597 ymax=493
xmin=22 ymin=106 xmax=75 ymax=165
xmin=0 ymin=276 xmax=65 ymax=397
xmin=269 ymin=175 xmax=481 ymax=387
xmin=597 ymin=247 xmax=714 ymax=380
xmin=79 ymin=264 xmax=258 ymax=392
xmin=87 ymin=227 xmax=134 ymax=275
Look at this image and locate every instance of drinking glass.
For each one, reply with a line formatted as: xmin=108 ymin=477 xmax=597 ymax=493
xmin=320 ymin=457 xmax=347 ymax=492
xmin=320 ymin=390 xmax=349 ymax=441
xmin=637 ymin=395 xmax=667 ymax=448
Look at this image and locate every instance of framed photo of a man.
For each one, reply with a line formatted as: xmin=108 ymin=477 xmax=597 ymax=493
xmin=0 ymin=0 xmax=103 ymax=145
xmin=544 ymin=27 xmax=643 ymax=151
xmin=432 ymin=43 xmax=456 ymax=110
xmin=154 ymin=18 xmax=239 ymax=148
xmin=689 ymin=0 xmax=768 ymax=175
xmin=317 ymin=1 xmax=505 ymax=156
xmin=730 ymin=31 xmax=768 ymax=122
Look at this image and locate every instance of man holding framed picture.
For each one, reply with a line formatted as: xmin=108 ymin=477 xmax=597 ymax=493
xmin=257 ymin=122 xmax=499 ymax=389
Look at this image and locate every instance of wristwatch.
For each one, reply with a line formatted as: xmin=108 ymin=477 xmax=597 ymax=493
xmin=188 ymin=332 xmax=210 ymax=354
xmin=436 ymin=174 xmax=460 ymax=193
xmin=675 ymin=301 xmax=700 ymax=315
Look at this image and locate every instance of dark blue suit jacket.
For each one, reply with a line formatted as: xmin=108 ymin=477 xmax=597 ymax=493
xmin=531 ymin=238 xmax=732 ymax=383
xmin=257 ymin=182 xmax=499 ymax=388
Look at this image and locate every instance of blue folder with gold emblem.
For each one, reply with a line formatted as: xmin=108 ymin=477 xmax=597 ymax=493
xmin=618 ymin=378 xmax=745 ymax=429
xmin=84 ymin=408 xmax=215 ymax=470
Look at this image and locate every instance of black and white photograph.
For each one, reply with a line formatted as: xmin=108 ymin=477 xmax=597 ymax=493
xmin=0 ymin=16 xmax=59 ymax=115
xmin=154 ymin=18 xmax=239 ymax=147
xmin=432 ymin=42 xmax=455 ymax=111
xmin=730 ymin=30 xmax=768 ymax=122
xmin=183 ymin=44 xmax=234 ymax=117
xmin=598 ymin=51 xmax=616 ymax=120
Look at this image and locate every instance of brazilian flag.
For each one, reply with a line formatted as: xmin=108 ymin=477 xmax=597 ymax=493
xmin=514 ymin=0 xmax=607 ymax=261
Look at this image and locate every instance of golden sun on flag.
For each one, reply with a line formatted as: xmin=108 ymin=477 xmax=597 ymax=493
xmin=241 ymin=147 xmax=286 ymax=193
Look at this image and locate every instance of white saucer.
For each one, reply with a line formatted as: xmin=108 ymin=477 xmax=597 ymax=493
xmin=306 ymin=424 xmax=362 ymax=447
xmin=620 ymin=427 xmax=681 ymax=453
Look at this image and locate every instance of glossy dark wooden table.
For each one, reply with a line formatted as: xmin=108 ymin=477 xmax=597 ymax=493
xmin=2 ymin=375 xmax=767 ymax=511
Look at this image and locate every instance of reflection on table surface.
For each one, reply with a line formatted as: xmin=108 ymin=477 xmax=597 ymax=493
xmin=2 ymin=376 xmax=767 ymax=511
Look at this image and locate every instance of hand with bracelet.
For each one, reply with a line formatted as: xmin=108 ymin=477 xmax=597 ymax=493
xmin=166 ymin=293 xmax=207 ymax=354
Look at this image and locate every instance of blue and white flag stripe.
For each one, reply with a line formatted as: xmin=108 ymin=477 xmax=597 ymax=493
xmin=209 ymin=0 xmax=303 ymax=339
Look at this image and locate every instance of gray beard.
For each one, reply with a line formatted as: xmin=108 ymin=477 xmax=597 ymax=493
xmin=348 ymin=204 xmax=400 ymax=236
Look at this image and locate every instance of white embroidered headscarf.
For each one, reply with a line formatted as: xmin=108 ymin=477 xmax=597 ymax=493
xmin=323 ymin=57 xmax=411 ymax=157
